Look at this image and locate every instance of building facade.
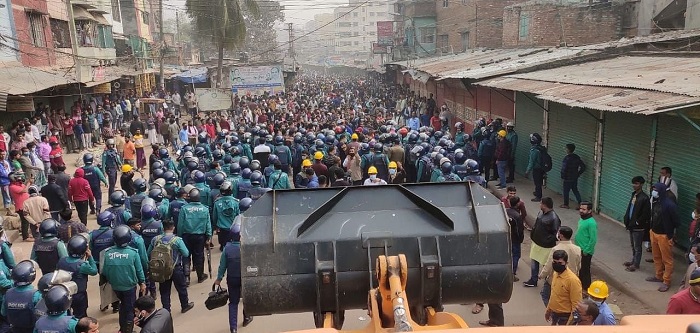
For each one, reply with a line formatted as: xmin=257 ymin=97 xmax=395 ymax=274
xmin=0 ymin=0 xmax=19 ymax=62
xmin=333 ymin=0 xmax=391 ymax=58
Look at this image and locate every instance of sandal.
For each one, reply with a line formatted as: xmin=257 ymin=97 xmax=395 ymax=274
xmin=471 ymin=304 xmax=484 ymax=314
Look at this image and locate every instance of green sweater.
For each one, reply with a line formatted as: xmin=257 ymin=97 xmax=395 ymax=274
xmin=575 ymin=217 xmax=598 ymax=255
xmin=100 ymin=246 xmax=145 ymax=291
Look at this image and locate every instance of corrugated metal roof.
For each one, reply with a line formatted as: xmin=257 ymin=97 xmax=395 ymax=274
xmin=478 ymin=77 xmax=700 ymax=114
xmin=508 ymin=56 xmax=700 ymax=97
xmin=0 ymin=64 xmax=73 ymax=95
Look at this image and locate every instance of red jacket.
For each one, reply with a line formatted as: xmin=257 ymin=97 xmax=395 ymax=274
xmin=68 ymin=168 xmax=94 ymax=202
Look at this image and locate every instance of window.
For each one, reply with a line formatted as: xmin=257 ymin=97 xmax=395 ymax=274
xmin=353 ymin=22 xmax=358 ymax=27
xmin=519 ymin=13 xmax=529 ymax=41
xmin=111 ymin=0 xmax=121 ymax=22
xmin=76 ymin=20 xmax=96 ymax=46
xmin=97 ymin=25 xmax=115 ymax=48
xmin=370 ymin=12 xmax=375 ymax=16
xmin=50 ymin=18 xmax=71 ymax=48
xmin=353 ymin=12 xmax=358 ymax=17
xmin=443 ymin=0 xmax=449 ymax=8
xmin=27 ymin=13 xmax=46 ymax=47
xmin=338 ymin=22 xmax=352 ymax=27
xmin=419 ymin=27 xmax=435 ymax=44
xmin=461 ymin=31 xmax=470 ymax=51
xmin=142 ymin=11 xmax=149 ymax=24
xmin=438 ymin=34 xmax=448 ymax=49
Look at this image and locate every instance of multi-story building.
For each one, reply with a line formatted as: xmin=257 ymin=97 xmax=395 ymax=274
xmin=630 ymin=0 xmax=700 ymax=35
xmin=298 ymin=13 xmax=336 ymax=65
xmin=0 ymin=0 xmax=19 ymax=62
xmin=333 ymin=0 xmax=391 ymax=59
xmin=393 ymin=0 xmax=436 ymax=59
xmin=11 ymin=0 xmax=55 ymax=67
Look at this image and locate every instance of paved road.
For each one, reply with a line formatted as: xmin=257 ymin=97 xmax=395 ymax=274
xmin=6 ymin=145 xmax=651 ymax=332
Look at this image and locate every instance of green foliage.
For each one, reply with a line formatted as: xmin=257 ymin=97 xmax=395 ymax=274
xmin=185 ymin=0 xmax=261 ymax=50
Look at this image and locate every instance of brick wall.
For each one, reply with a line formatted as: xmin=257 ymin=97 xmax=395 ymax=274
xmin=503 ymin=3 xmax=623 ymax=48
xmin=12 ymin=0 xmax=55 ymax=67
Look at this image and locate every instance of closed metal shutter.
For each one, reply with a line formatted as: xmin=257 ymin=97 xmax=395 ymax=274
xmin=514 ymin=93 xmax=545 ymax=175
xmin=0 ymin=92 xmax=7 ymax=112
xmin=653 ymin=114 xmax=700 ymax=247
xmin=546 ymin=103 xmax=598 ymax=204
xmin=599 ymin=112 xmax=653 ymax=222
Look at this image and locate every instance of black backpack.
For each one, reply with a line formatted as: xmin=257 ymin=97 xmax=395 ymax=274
xmin=538 ymin=147 xmax=553 ymax=172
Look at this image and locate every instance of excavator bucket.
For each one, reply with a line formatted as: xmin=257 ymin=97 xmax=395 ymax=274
xmin=240 ymin=182 xmax=513 ymax=327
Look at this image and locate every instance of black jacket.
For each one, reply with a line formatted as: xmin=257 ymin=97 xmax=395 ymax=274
xmin=623 ymin=190 xmax=650 ymax=231
xmin=40 ymin=183 xmax=70 ymax=212
xmin=139 ymin=308 xmax=174 ymax=333
xmin=560 ymin=153 xmax=586 ymax=181
xmin=507 ymin=207 xmax=524 ymax=244
xmin=531 ymin=210 xmax=561 ymax=248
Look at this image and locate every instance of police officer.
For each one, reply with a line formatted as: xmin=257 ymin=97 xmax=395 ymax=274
xmin=81 ymin=153 xmax=108 ymax=214
xmin=34 ymin=272 xmax=54 ymax=320
xmin=215 ymin=222 xmax=252 ymax=333
xmin=33 ymin=285 xmax=79 ymax=333
xmin=126 ymin=179 xmax=148 ymax=219
xmin=148 ymin=188 xmax=169 ymax=221
xmin=436 ymin=162 xmax=461 ymax=182
xmin=213 ymin=181 xmax=239 ymax=251
xmin=0 ymin=225 xmax=16 ymax=272
xmin=177 ymin=188 xmax=212 ymax=283
xmin=192 ymin=171 xmax=212 ymax=214
xmin=2 ymin=260 xmax=41 ymax=333
xmin=247 ymin=171 xmax=270 ymax=203
xmin=167 ymin=187 xmax=189 ymax=232
xmin=89 ymin=211 xmax=118 ymax=313
xmin=31 ymin=219 xmax=68 ymax=275
xmin=267 ymin=161 xmax=291 ymax=190
xmin=158 ymin=148 xmax=179 ymax=176
xmin=125 ymin=218 xmax=149 ymax=284
xmin=273 ymin=136 xmax=292 ymax=174
xmin=101 ymin=225 xmax=146 ymax=333
xmin=147 ymin=220 xmax=194 ymax=313
xmin=464 ymin=159 xmax=487 ymax=187
xmin=209 ymin=172 xmax=227 ymax=209
xmin=57 ymin=235 xmax=97 ymax=319
xmin=106 ymin=190 xmax=132 ymax=227
xmin=101 ymin=139 xmax=123 ymax=196
xmin=140 ymin=203 xmax=163 ymax=298
xmin=163 ymin=171 xmax=179 ymax=201
xmin=226 ymin=163 xmax=241 ymax=198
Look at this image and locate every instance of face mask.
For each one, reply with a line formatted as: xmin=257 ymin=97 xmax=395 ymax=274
xmin=693 ymin=211 xmax=697 ymax=220
xmin=369 ymin=175 xmax=377 ymax=180
xmin=592 ymin=299 xmax=603 ymax=307
xmin=651 ymin=190 xmax=659 ymax=198
xmin=552 ymin=262 xmax=566 ymax=274
xmin=389 ymin=169 xmax=397 ymax=175
xmin=690 ymin=253 xmax=696 ymax=263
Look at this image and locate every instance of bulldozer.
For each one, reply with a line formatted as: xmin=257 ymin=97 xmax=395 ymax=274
xmin=239 ymin=182 xmax=700 ymax=333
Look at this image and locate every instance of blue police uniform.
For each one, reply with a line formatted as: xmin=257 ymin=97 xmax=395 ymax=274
xmin=2 ymin=284 xmax=41 ymax=333
xmin=167 ymin=199 xmax=187 ymax=233
xmin=217 ymin=240 xmax=247 ymax=332
xmin=56 ymin=256 xmax=98 ymax=318
xmin=212 ymin=196 xmax=240 ymax=251
xmin=247 ymin=186 xmax=270 ymax=203
xmin=82 ymin=165 xmax=107 ymax=213
xmin=33 ymin=314 xmax=79 ymax=333
xmin=125 ymin=192 xmax=147 ymax=219
xmin=101 ymin=148 xmax=122 ymax=196
xmin=236 ymin=180 xmax=252 ymax=200
xmin=147 ymin=234 xmax=190 ymax=312
xmin=89 ymin=227 xmax=114 ymax=266
xmin=105 ymin=206 xmax=132 ymax=227
xmin=140 ymin=218 xmax=164 ymax=297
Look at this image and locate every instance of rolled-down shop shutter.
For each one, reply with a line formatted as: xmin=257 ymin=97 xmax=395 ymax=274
xmin=546 ymin=103 xmax=598 ymax=204
xmin=653 ymin=114 xmax=700 ymax=247
xmin=598 ymin=112 xmax=653 ymax=222
xmin=514 ymin=92 xmax=545 ymax=175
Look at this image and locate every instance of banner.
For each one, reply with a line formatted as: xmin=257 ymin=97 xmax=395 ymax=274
xmin=93 ymin=83 xmax=112 ymax=94
xmin=372 ymin=43 xmax=388 ymax=54
xmin=377 ymin=21 xmax=393 ymax=46
xmin=230 ymin=65 xmax=285 ymax=96
xmin=6 ymin=96 xmax=34 ymax=112
xmin=195 ymin=88 xmax=233 ymax=111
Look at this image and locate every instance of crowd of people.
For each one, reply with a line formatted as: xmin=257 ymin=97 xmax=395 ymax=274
xmin=0 ymin=73 xmax=695 ymax=333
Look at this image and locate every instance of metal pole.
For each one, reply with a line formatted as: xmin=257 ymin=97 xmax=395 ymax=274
xmin=66 ymin=0 xmax=81 ymax=82
xmin=159 ymin=0 xmax=165 ymax=89
xmin=176 ymin=10 xmax=182 ymax=66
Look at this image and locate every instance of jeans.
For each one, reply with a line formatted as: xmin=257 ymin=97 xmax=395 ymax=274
xmin=182 ymin=234 xmax=207 ymax=279
xmin=91 ymin=186 xmax=102 ymax=213
xmin=171 ymin=138 xmax=179 ymax=151
xmin=540 ymin=280 xmax=551 ymax=306
xmin=496 ymin=161 xmax=507 ymax=187
xmin=75 ymin=200 xmax=89 ymax=225
xmin=114 ymin=287 xmax=137 ymax=331
xmin=580 ymin=254 xmax=592 ymax=290
xmin=562 ymin=180 xmax=581 ymax=206
xmin=71 ymin=290 xmax=88 ymax=318
xmin=487 ymin=303 xmax=504 ymax=326
xmin=527 ymin=259 xmax=540 ymax=285
xmin=160 ymin=264 xmax=189 ymax=311
xmin=1 ymin=186 xmax=10 ymax=209
xmin=512 ymin=242 xmax=521 ymax=274
xmin=532 ymin=169 xmax=544 ymax=199
xmin=629 ymin=229 xmax=645 ymax=267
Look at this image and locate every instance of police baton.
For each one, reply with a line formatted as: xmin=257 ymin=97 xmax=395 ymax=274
xmin=206 ymin=243 xmax=212 ymax=279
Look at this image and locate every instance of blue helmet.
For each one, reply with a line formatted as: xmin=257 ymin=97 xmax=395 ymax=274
xmin=38 ymin=272 xmax=55 ymax=294
xmin=198 ymin=132 xmax=208 ymax=144
xmin=192 ymin=170 xmax=206 ymax=183
xmin=148 ymin=188 xmax=164 ymax=203
xmin=223 ymin=155 xmax=232 ymax=164
xmin=134 ymin=178 xmax=148 ymax=192
xmin=268 ymin=154 xmax=279 ymax=165
xmin=187 ymin=160 xmax=199 ymax=171
xmin=239 ymin=197 xmax=254 ymax=212
xmin=12 ymin=260 xmax=37 ymax=286
xmin=151 ymin=161 xmax=164 ymax=170
xmin=97 ymin=211 xmax=115 ymax=228
xmin=113 ymin=225 xmax=132 ymax=247
xmin=109 ymin=190 xmax=127 ymax=206
xmin=213 ymin=149 xmax=224 ymax=161
xmin=231 ymin=136 xmax=240 ymax=145
xmin=220 ymin=181 xmax=234 ymax=196
xmin=454 ymin=151 xmax=467 ymax=165
xmin=163 ymin=171 xmax=177 ymax=184
xmin=230 ymin=163 xmax=241 ymax=176
xmin=293 ymin=134 xmax=303 ymax=144
xmin=158 ymin=148 xmax=169 ymax=159
xmin=250 ymin=171 xmax=263 ymax=186
xmin=141 ymin=203 xmax=157 ymax=220
xmin=67 ymin=235 xmax=88 ymax=258
xmin=152 ymin=168 xmax=165 ymax=181
xmin=441 ymin=162 xmax=453 ymax=175
xmin=194 ymin=146 xmax=207 ymax=157
xmin=275 ymin=135 xmax=284 ymax=145
xmin=187 ymin=188 xmax=201 ymax=203
xmin=213 ymin=172 xmax=227 ymax=188
xmin=239 ymin=157 xmax=250 ymax=170
xmin=45 ymin=285 xmax=72 ymax=315
xmin=241 ymin=168 xmax=252 ymax=180
xmin=466 ymin=159 xmax=480 ymax=175
xmin=249 ymin=160 xmax=261 ymax=172
xmin=82 ymin=153 xmax=94 ymax=165
xmin=230 ymin=222 xmax=241 ymax=234
xmin=39 ymin=219 xmax=59 ymax=238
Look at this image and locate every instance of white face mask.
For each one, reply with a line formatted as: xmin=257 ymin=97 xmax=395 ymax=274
xmin=693 ymin=211 xmax=697 ymax=220
xmin=369 ymin=175 xmax=377 ymax=180
xmin=389 ymin=169 xmax=396 ymax=175
xmin=651 ymin=190 xmax=659 ymax=199
xmin=690 ymin=253 xmax=696 ymax=263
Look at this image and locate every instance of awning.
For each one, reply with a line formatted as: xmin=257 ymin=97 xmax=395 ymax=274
xmin=92 ymin=13 xmax=110 ymax=26
xmin=477 ymin=77 xmax=700 ymax=114
xmin=171 ymin=67 xmax=208 ymax=84
xmin=0 ymin=64 xmax=73 ymax=95
xmin=72 ymin=6 xmax=96 ymax=21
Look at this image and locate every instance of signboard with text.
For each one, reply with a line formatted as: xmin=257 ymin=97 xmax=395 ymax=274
xmin=195 ymin=88 xmax=233 ymax=111
xmin=6 ymin=96 xmax=34 ymax=112
xmin=377 ymin=21 xmax=394 ymax=46
xmin=230 ymin=65 xmax=285 ymax=96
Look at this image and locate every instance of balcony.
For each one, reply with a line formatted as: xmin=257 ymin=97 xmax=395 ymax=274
xmin=404 ymin=0 xmax=436 ymax=18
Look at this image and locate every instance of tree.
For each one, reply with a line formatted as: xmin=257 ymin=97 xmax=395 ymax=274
xmin=240 ymin=0 xmax=284 ymax=62
xmin=185 ymin=0 xmax=260 ymax=88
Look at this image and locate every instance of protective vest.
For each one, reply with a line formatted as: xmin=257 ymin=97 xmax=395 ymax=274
xmin=442 ymin=174 xmax=460 ymax=182
xmin=33 ymin=238 xmax=60 ymax=274
xmin=106 ymin=207 xmax=127 ymax=227
xmin=5 ymin=287 xmax=36 ymax=328
xmin=205 ymin=170 xmax=218 ymax=189
xmin=291 ymin=144 xmax=303 ymax=168
xmin=417 ymin=157 xmax=432 ymax=183
xmin=35 ymin=314 xmax=73 ymax=333
xmin=82 ymin=165 xmax=101 ymax=189
xmin=275 ymin=145 xmax=290 ymax=167
xmin=453 ymin=164 xmax=469 ymax=181
xmin=57 ymin=258 xmax=88 ymax=292
xmin=236 ymin=181 xmax=252 ymax=200
xmin=372 ymin=154 xmax=389 ymax=181
xmin=248 ymin=187 xmax=270 ymax=203
xmin=141 ymin=219 xmax=163 ymax=247
xmin=103 ymin=150 xmax=119 ymax=168
xmin=164 ymin=184 xmax=178 ymax=200
xmin=33 ymin=299 xmax=47 ymax=322
xmin=224 ymin=242 xmax=241 ymax=281
xmin=129 ymin=193 xmax=147 ymax=219
xmin=90 ymin=228 xmax=114 ymax=264
xmin=169 ymin=200 xmax=187 ymax=228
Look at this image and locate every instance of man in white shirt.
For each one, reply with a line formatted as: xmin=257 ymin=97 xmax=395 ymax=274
xmin=364 ymin=167 xmax=387 ymax=186
xmin=172 ymin=91 xmax=181 ymax=117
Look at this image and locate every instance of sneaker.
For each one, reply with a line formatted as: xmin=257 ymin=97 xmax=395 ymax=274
xmin=198 ymin=274 xmax=209 ymax=283
xmin=182 ymin=302 xmax=195 ymax=313
xmin=242 ymin=316 xmax=254 ymax=327
xmin=513 ymin=275 xmax=520 ymax=282
xmin=530 ymin=197 xmax=541 ymax=202
xmin=559 ymin=204 xmax=569 ymax=209
xmin=623 ymin=261 xmax=633 ymax=267
xmin=646 ymin=276 xmax=663 ymax=283
xmin=523 ymin=281 xmax=537 ymax=288
xmin=645 ymin=258 xmax=654 ymax=263
xmin=658 ymin=284 xmax=670 ymax=292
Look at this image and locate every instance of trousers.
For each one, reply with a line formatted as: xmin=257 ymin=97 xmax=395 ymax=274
xmin=580 ymin=254 xmax=592 ymax=290
xmin=106 ymin=167 xmax=118 ymax=197
xmin=160 ymin=264 xmax=189 ymax=311
xmin=71 ymin=291 xmax=88 ymax=318
xmin=562 ymin=180 xmax=581 ymax=206
xmin=114 ymin=287 xmax=136 ymax=331
xmin=182 ymin=234 xmax=207 ymax=278
xmin=75 ymin=200 xmax=89 ymax=225
xmin=487 ymin=303 xmax=504 ymax=326
xmin=227 ymin=279 xmax=249 ymax=331
xmin=218 ymin=229 xmax=232 ymax=252
xmin=650 ymin=230 xmax=674 ymax=285
xmin=629 ymin=229 xmax=645 ymax=268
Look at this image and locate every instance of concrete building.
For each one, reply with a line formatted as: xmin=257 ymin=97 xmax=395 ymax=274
xmin=11 ymin=0 xmax=55 ymax=67
xmin=631 ymin=0 xmax=700 ymax=35
xmin=0 ymin=0 xmax=19 ymax=62
xmin=333 ymin=0 xmax=391 ymax=59
xmin=393 ymin=0 xmax=436 ymax=59
xmin=502 ymin=0 xmax=624 ymax=48
xmin=298 ymin=13 xmax=336 ymax=65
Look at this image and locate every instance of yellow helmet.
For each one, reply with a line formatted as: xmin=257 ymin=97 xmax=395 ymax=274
xmin=314 ymin=151 xmax=324 ymax=160
xmin=388 ymin=161 xmax=398 ymax=169
xmin=351 ymin=133 xmax=359 ymax=140
xmin=368 ymin=166 xmax=378 ymax=174
xmin=121 ymin=164 xmax=133 ymax=173
xmin=498 ymin=129 xmax=507 ymax=138
xmin=587 ymin=280 xmax=609 ymax=299
xmin=302 ymin=159 xmax=312 ymax=167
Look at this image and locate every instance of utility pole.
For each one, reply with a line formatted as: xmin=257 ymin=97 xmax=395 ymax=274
xmin=159 ymin=0 xmax=165 ymax=89
xmin=286 ymin=23 xmax=295 ymax=59
xmin=65 ymin=0 xmax=82 ymax=82
xmin=176 ymin=9 xmax=182 ymax=66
